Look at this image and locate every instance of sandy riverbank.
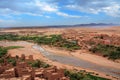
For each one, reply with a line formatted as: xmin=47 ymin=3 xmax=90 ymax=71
xmin=41 ymin=45 xmax=120 ymax=69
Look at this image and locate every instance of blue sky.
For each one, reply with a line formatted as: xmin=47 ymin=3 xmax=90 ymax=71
xmin=0 ymin=0 xmax=120 ymax=27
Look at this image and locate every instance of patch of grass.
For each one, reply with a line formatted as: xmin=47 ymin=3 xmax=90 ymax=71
xmin=0 ymin=47 xmax=7 ymax=58
xmin=0 ymin=46 xmax=23 ymax=58
xmin=5 ymin=46 xmax=24 ymax=50
xmin=35 ymin=35 xmax=80 ymax=50
xmin=0 ymin=58 xmax=4 ymax=63
xmin=7 ymin=58 xmax=16 ymax=66
xmin=0 ymin=34 xmax=19 ymax=41
xmin=28 ymin=59 xmax=50 ymax=68
xmin=89 ymin=44 xmax=120 ymax=60
xmin=82 ymin=74 xmax=109 ymax=80
xmin=64 ymin=70 xmax=110 ymax=80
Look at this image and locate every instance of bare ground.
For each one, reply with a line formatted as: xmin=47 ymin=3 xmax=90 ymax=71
xmin=42 ymin=45 xmax=120 ymax=69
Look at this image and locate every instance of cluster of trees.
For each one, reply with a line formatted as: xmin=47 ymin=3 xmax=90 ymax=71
xmin=89 ymin=44 xmax=120 ymax=60
xmin=35 ymin=35 xmax=80 ymax=50
xmin=0 ymin=34 xmax=80 ymax=51
xmin=0 ymin=34 xmax=19 ymax=41
xmin=7 ymin=58 xmax=16 ymax=66
xmin=0 ymin=34 xmax=38 ymax=41
xmin=28 ymin=59 xmax=50 ymax=68
xmin=0 ymin=47 xmax=7 ymax=58
xmin=0 ymin=46 xmax=7 ymax=63
xmin=64 ymin=70 xmax=109 ymax=80
xmin=109 ymin=47 xmax=120 ymax=60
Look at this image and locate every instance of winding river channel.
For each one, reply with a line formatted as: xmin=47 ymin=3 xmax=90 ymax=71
xmin=33 ymin=45 xmax=120 ymax=79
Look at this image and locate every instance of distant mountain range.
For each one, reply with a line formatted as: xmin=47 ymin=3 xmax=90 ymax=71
xmin=0 ymin=23 xmax=119 ymax=29
xmin=74 ymin=23 xmax=115 ymax=26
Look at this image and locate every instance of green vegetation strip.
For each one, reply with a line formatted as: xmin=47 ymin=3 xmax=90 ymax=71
xmin=28 ymin=59 xmax=50 ymax=68
xmin=5 ymin=46 xmax=24 ymax=50
xmin=64 ymin=70 xmax=110 ymax=80
xmin=0 ymin=34 xmax=80 ymax=51
xmin=89 ymin=44 xmax=120 ymax=60
xmin=0 ymin=46 xmax=23 ymax=58
xmin=0 ymin=47 xmax=7 ymax=58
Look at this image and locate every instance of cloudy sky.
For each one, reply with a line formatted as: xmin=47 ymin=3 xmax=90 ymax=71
xmin=0 ymin=0 xmax=120 ymax=27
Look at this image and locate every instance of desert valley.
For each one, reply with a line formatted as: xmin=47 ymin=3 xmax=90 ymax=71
xmin=0 ymin=0 xmax=120 ymax=80
xmin=0 ymin=26 xmax=120 ymax=80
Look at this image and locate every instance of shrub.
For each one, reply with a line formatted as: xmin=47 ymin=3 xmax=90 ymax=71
xmin=5 ymin=46 xmax=23 ymax=50
xmin=7 ymin=58 xmax=16 ymax=66
xmin=35 ymin=35 xmax=80 ymax=50
xmin=0 ymin=47 xmax=7 ymax=57
xmin=0 ymin=34 xmax=19 ymax=41
xmin=0 ymin=58 xmax=4 ymax=63
xmin=31 ymin=60 xmax=41 ymax=68
xmin=64 ymin=70 xmax=109 ymax=80
xmin=90 ymin=44 xmax=120 ymax=60
xmin=109 ymin=51 xmax=120 ymax=60
xmin=29 ymin=60 xmax=50 ymax=68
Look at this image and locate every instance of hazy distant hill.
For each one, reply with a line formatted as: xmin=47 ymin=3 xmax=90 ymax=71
xmin=0 ymin=23 xmax=118 ymax=29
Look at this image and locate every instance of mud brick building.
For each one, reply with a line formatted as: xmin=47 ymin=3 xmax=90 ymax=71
xmin=0 ymin=54 xmax=69 ymax=80
xmin=62 ymin=31 xmax=120 ymax=50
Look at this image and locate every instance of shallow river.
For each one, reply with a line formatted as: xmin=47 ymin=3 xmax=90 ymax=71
xmin=33 ymin=45 xmax=120 ymax=79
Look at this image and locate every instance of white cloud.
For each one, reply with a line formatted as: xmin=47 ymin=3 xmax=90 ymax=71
xmin=34 ymin=0 xmax=80 ymax=18
xmin=56 ymin=12 xmax=81 ymax=18
xmin=35 ymin=0 xmax=58 ymax=12
xmin=0 ymin=0 xmax=82 ymax=18
xmin=25 ymin=13 xmax=43 ymax=16
xmin=102 ymin=4 xmax=120 ymax=17
xmin=66 ymin=5 xmax=101 ymax=14
xmin=66 ymin=0 xmax=120 ymax=17
xmin=0 ymin=0 xmax=119 ymax=19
